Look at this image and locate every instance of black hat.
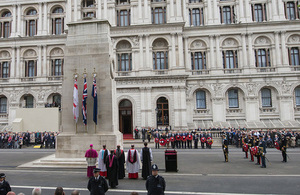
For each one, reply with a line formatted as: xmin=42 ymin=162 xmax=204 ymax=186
xmin=0 ymin=173 xmax=5 ymax=178
xmin=93 ymin=168 xmax=101 ymax=173
xmin=259 ymin=134 xmax=263 ymax=138
xmin=151 ymin=164 xmax=159 ymax=171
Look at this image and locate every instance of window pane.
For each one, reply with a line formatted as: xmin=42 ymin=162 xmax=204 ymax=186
xmin=29 ymin=20 xmax=36 ymax=36
xmin=0 ymin=97 xmax=7 ymax=113
xmin=55 ymin=18 xmax=62 ymax=35
xmin=228 ymin=89 xmax=239 ymax=108
xmin=2 ymin=62 xmax=9 ymax=78
xmin=26 ymin=96 xmax=34 ymax=108
xmin=261 ymin=88 xmax=272 ymax=107
xmin=291 ymin=48 xmax=299 ymax=66
xmin=28 ymin=60 xmax=35 ymax=77
xmin=295 ymin=87 xmax=300 ymax=106
xmin=287 ymin=2 xmax=296 ymax=20
xmin=196 ymin=90 xmax=206 ymax=109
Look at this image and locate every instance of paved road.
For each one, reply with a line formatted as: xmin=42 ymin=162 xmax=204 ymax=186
xmin=0 ymin=147 xmax=300 ymax=195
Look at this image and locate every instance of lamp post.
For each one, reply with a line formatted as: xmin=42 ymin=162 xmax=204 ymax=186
xmin=155 ymin=107 xmax=159 ymax=130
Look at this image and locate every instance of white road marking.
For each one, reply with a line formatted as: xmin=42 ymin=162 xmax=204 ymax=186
xmin=11 ymin=185 xmax=267 ymax=195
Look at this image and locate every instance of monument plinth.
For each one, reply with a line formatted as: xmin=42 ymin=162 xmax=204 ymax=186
xmin=56 ymin=20 xmax=122 ymax=158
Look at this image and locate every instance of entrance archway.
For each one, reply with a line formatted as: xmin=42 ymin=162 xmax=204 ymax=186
xmin=156 ymin=97 xmax=169 ymax=127
xmin=119 ymin=99 xmax=133 ymax=136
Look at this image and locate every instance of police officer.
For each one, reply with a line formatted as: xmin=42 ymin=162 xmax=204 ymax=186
xmin=146 ymin=164 xmax=166 ymax=195
xmin=0 ymin=173 xmax=11 ymax=195
xmin=222 ymin=134 xmax=229 ymax=162
xmin=87 ymin=168 xmax=108 ymax=195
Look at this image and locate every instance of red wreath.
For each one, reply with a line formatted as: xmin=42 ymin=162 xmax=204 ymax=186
xmin=155 ymin=138 xmax=159 ymax=143
xmin=159 ymin=138 xmax=166 ymax=146
xmin=206 ymin=137 xmax=213 ymax=145
xmin=243 ymin=144 xmax=249 ymax=152
xmin=166 ymin=138 xmax=170 ymax=144
xmin=170 ymin=137 xmax=175 ymax=142
xmin=201 ymin=137 xmax=206 ymax=143
xmin=182 ymin=136 xmax=187 ymax=142
xmin=188 ymin=135 xmax=193 ymax=141
xmin=253 ymin=146 xmax=258 ymax=156
xmin=176 ymin=135 xmax=182 ymax=141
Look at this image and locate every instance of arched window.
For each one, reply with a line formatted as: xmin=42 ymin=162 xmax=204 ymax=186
xmin=223 ymin=50 xmax=238 ymax=69
xmin=295 ymin=87 xmax=300 ymax=107
xmin=23 ymin=49 xmax=37 ymax=77
xmin=152 ymin=39 xmax=168 ymax=70
xmin=25 ymin=9 xmax=38 ymax=36
xmin=196 ymin=90 xmax=206 ymax=109
xmin=261 ymin=88 xmax=272 ymax=107
xmin=116 ymin=41 xmax=132 ymax=72
xmin=191 ymin=52 xmax=206 ymax=70
xmin=23 ymin=95 xmax=34 ymax=108
xmin=156 ymin=97 xmax=169 ymax=126
xmin=52 ymin=7 xmax=64 ymax=35
xmin=0 ymin=51 xmax=10 ymax=78
xmin=289 ymin=47 xmax=300 ymax=66
xmin=0 ymin=10 xmax=12 ymax=38
xmin=82 ymin=0 xmax=96 ymax=18
xmin=0 ymin=96 xmax=7 ymax=113
xmin=228 ymin=89 xmax=239 ymax=108
xmin=50 ymin=48 xmax=64 ymax=76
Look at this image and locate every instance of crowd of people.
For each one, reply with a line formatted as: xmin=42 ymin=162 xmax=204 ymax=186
xmin=85 ymin=143 xmax=165 ymax=195
xmin=0 ymin=131 xmax=58 ymax=149
xmin=222 ymin=129 xmax=294 ymax=168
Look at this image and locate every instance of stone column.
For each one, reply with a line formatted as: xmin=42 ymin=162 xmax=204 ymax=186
xmin=43 ymin=3 xmax=48 ymax=35
xmin=144 ymin=0 xmax=148 ymax=22
xmin=245 ymin=97 xmax=260 ymax=122
xmin=271 ymin=46 xmax=276 ymax=68
xmin=183 ymin=36 xmax=190 ymax=70
xmin=182 ymin=0 xmax=188 ymax=26
xmin=244 ymin=0 xmax=251 ymax=22
xmin=11 ymin=47 xmax=16 ymax=78
xmin=212 ymin=0 xmax=219 ymax=23
xmin=274 ymin=31 xmax=281 ymax=67
xmin=38 ymin=45 xmax=42 ymax=77
xmin=278 ymin=0 xmax=285 ymax=20
xmin=171 ymin=33 xmax=176 ymax=67
xmin=138 ymin=0 xmax=142 ymax=21
xmin=271 ymin=0 xmax=278 ymax=21
xmin=209 ymin=35 xmax=215 ymax=69
xmin=17 ymin=4 xmax=21 ymax=36
xmin=97 ymin=0 xmax=102 ymax=19
xmin=215 ymin=35 xmax=221 ymax=70
xmin=179 ymin=86 xmax=187 ymax=128
xmin=146 ymin=87 xmax=152 ymax=127
xmin=207 ymin=0 xmax=213 ymax=24
xmin=42 ymin=45 xmax=47 ymax=77
xmin=247 ymin=33 xmax=254 ymax=68
xmin=177 ymin=33 xmax=184 ymax=67
xmin=11 ymin=5 xmax=16 ymax=37
xmin=104 ymin=0 xmax=108 ymax=19
xmin=140 ymin=87 xmax=146 ymax=126
xmin=74 ymin=0 xmax=78 ymax=21
xmin=16 ymin=47 xmax=20 ymax=78
xmin=242 ymin=33 xmax=248 ymax=69
xmin=170 ymin=0 xmax=175 ymax=19
xmin=239 ymin=0 xmax=245 ymax=22
xmin=66 ymin=0 xmax=72 ymax=23
xmin=139 ymin=35 xmax=144 ymax=70
xmin=145 ymin=34 xmax=150 ymax=69
xmin=279 ymin=96 xmax=294 ymax=121
xmin=173 ymin=86 xmax=180 ymax=127
xmin=176 ymin=0 xmax=182 ymax=19
xmin=281 ymin=31 xmax=288 ymax=66
xmin=38 ymin=3 xmax=43 ymax=35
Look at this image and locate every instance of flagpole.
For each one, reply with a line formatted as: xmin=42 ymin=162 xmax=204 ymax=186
xmin=92 ymin=69 xmax=97 ymax=134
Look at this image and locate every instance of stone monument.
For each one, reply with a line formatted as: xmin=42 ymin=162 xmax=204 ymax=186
xmin=56 ymin=20 xmax=122 ymax=158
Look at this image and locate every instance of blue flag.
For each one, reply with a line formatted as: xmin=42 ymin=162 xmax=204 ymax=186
xmin=92 ymin=77 xmax=98 ymax=125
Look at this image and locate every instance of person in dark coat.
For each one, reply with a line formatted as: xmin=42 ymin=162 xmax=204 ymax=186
xmin=105 ymin=150 xmax=119 ymax=188
xmin=146 ymin=164 xmax=166 ymax=195
xmin=0 ymin=173 xmax=11 ymax=195
xmin=114 ymin=145 xmax=125 ymax=179
xmin=140 ymin=142 xmax=153 ymax=180
xmin=87 ymin=168 xmax=108 ymax=195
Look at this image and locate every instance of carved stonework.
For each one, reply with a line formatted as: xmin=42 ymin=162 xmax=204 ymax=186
xmin=38 ymin=91 xmax=45 ymax=101
xmin=288 ymin=34 xmax=300 ymax=43
xmin=24 ymin=49 xmax=37 ymax=57
xmin=280 ymin=80 xmax=291 ymax=94
xmin=223 ymin=38 xmax=238 ymax=47
xmin=191 ymin=40 xmax=206 ymax=49
xmin=50 ymin=48 xmax=64 ymax=57
xmin=116 ymin=40 xmax=132 ymax=50
xmin=0 ymin=51 xmax=10 ymax=59
xmin=246 ymin=83 xmax=258 ymax=95
xmin=9 ymin=90 xmax=22 ymax=102
xmin=118 ymin=88 xmax=139 ymax=93
xmin=212 ymin=83 xmax=223 ymax=96
xmin=153 ymin=38 xmax=168 ymax=48
xmin=255 ymin=36 xmax=270 ymax=45
xmin=130 ymin=36 xmax=139 ymax=47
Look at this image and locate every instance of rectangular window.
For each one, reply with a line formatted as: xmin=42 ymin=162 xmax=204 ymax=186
xmin=261 ymin=89 xmax=272 ymax=107
xmin=25 ymin=60 xmax=36 ymax=77
xmin=223 ymin=50 xmax=238 ymax=69
xmin=220 ymin=6 xmax=235 ymax=24
xmin=295 ymin=88 xmax=300 ymax=106
xmin=25 ymin=96 xmax=34 ymax=108
xmin=152 ymin=7 xmax=166 ymax=24
xmin=228 ymin=89 xmax=239 ymax=108
xmin=255 ymin=49 xmax=271 ymax=67
xmin=196 ymin=90 xmax=206 ymax=109
xmin=27 ymin=20 xmax=36 ymax=36
xmin=189 ymin=0 xmax=202 ymax=3
xmin=54 ymin=18 xmax=62 ymax=35
xmin=118 ymin=53 xmax=132 ymax=71
xmin=3 ymin=22 xmax=11 ymax=38
xmin=285 ymin=2 xmax=299 ymax=20
xmin=153 ymin=51 xmax=168 ymax=70
xmin=1 ymin=62 xmax=9 ymax=78
xmin=191 ymin=52 xmax=206 ymax=70
xmin=252 ymin=4 xmax=267 ymax=22
xmin=289 ymin=47 xmax=300 ymax=66
xmin=117 ymin=10 xmax=130 ymax=26
xmin=189 ymin=8 xmax=204 ymax=26
xmin=0 ymin=98 xmax=7 ymax=113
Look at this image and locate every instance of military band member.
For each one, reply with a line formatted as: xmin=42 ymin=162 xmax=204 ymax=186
xmin=248 ymin=135 xmax=254 ymax=162
xmin=258 ymin=135 xmax=267 ymax=168
xmin=255 ymin=136 xmax=261 ymax=165
xmin=280 ymin=134 xmax=287 ymax=163
xmin=242 ymin=134 xmax=249 ymax=159
xmin=222 ymin=134 xmax=229 ymax=162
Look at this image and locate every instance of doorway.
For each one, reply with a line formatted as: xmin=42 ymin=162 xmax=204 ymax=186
xmin=119 ymin=99 xmax=133 ymax=136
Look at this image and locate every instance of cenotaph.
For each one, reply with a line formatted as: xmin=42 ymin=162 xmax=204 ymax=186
xmin=56 ymin=20 xmax=122 ymax=158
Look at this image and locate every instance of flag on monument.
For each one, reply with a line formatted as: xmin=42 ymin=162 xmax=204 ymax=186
xmin=73 ymin=78 xmax=79 ymax=123
xmin=92 ymin=76 xmax=98 ymax=125
xmin=82 ymin=77 xmax=88 ymax=125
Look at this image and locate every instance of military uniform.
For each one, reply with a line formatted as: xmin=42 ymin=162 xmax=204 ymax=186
xmin=87 ymin=169 xmax=109 ymax=195
xmin=222 ymin=135 xmax=229 ymax=162
xmin=258 ymin=136 xmax=267 ymax=168
xmin=280 ymin=135 xmax=287 ymax=162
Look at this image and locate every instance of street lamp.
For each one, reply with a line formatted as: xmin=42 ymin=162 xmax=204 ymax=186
xmin=155 ymin=107 xmax=159 ymax=130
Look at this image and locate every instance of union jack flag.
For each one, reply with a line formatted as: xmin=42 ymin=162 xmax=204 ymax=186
xmin=82 ymin=77 xmax=87 ymax=125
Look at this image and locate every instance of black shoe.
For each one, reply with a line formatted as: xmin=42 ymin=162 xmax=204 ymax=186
xmin=255 ymin=163 xmax=260 ymax=165
xmin=260 ymin=166 xmax=266 ymax=168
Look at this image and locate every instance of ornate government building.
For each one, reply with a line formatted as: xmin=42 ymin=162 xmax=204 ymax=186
xmin=0 ymin=0 xmax=299 ymax=133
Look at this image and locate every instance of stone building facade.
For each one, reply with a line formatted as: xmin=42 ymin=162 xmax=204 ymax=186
xmin=0 ymin=0 xmax=300 ymax=132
